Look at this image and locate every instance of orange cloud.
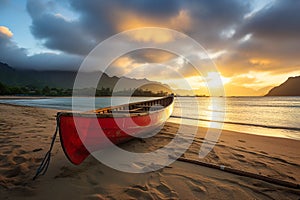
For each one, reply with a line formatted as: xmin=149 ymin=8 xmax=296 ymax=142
xmin=115 ymin=9 xmax=191 ymax=43
xmin=0 ymin=26 xmax=13 ymax=38
xmin=112 ymin=56 xmax=134 ymax=67
xmin=129 ymin=49 xmax=177 ymax=63
xmin=169 ymin=10 xmax=191 ymax=31
xmin=249 ymin=58 xmax=272 ymax=66
xmin=125 ymin=28 xmax=175 ymax=43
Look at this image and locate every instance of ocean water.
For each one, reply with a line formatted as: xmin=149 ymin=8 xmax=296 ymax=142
xmin=1 ymin=96 xmax=299 ymax=140
xmin=170 ymin=96 xmax=300 ymax=140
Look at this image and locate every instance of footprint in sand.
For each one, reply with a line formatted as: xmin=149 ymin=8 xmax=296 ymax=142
xmin=55 ymin=166 xmax=85 ymax=179
xmin=1 ymin=143 xmax=20 ymax=149
xmin=237 ymin=159 xmax=247 ymax=163
xmin=0 ymin=154 xmax=6 ymax=160
xmin=4 ymin=164 xmax=29 ymax=178
xmin=187 ymin=180 xmax=207 ymax=195
xmin=210 ymin=153 xmax=219 ymax=160
xmin=13 ymin=156 xmax=27 ymax=164
xmin=153 ymin=182 xmax=178 ymax=199
xmin=237 ymin=146 xmax=246 ymax=150
xmin=3 ymin=150 xmax=12 ymax=154
xmin=124 ymin=187 xmax=153 ymax=199
xmin=259 ymin=151 xmax=269 ymax=155
xmin=216 ymin=144 xmax=226 ymax=148
xmin=132 ymin=185 xmax=148 ymax=191
xmin=18 ymin=149 xmax=27 ymax=154
xmin=32 ymin=148 xmax=43 ymax=152
xmin=232 ymin=153 xmax=245 ymax=158
xmin=34 ymin=157 xmax=44 ymax=163
xmin=5 ymin=167 xmax=22 ymax=178
xmin=253 ymin=161 xmax=267 ymax=167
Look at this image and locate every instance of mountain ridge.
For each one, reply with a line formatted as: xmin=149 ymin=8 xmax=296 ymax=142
xmin=266 ymin=76 xmax=300 ymax=96
xmin=0 ymin=62 xmax=170 ymax=94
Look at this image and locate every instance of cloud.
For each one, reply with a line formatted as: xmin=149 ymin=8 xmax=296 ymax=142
xmin=106 ymin=51 xmax=213 ymax=82
xmin=0 ymin=28 xmax=28 ymax=67
xmin=124 ymin=28 xmax=177 ymax=43
xmin=25 ymin=0 xmax=250 ymax=55
xmin=214 ymin=0 xmax=300 ymax=77
xmin=230 ymin=75 xmax=262 ymax=86
xmin=117 ymin=0 xmax=181 ymax=19
xmin=236 ymin=0 xmax=300 ymax=39
xmin=0 ymin=26 xmax=13 ymax=38
xmin=69 ymin=0 xmax=182 ymax=33
xmin=113 ymin=9 xmax=192 ymax=35
xmin=27 ymin=52 xmax=82 ymax=70
xmin=27 ymin=0 xmax=95 ymax=55
xmin=31 ymin=13 xmax=95 ymax=55
xmin=222 ymin=69 xmax=300 ymax=96
xmin=0 ymin=25 xmax=82 ymax=70
xmin=125 ymin=49 xmax=177 ymax=64
xmin=1 ymin=0 xmax=298 ymax=93
xmin=183 ymin=0 xmax=250 ymax=48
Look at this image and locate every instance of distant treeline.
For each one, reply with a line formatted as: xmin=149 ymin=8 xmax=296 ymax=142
xmin=0 ymin=82 xmax=168 ymax=97
xmin=0 ymin=82 xmax=72 ymax=96
xmin=113 ymin=88 xmax=168 ymax=97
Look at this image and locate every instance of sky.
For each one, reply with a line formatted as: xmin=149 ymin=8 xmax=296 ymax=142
xmin=0 ymin=0 xmax=299 ymax=96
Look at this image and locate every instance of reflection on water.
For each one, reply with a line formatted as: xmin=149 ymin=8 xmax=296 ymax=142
xmin=169 ymin=96 xmax=300 ymax=140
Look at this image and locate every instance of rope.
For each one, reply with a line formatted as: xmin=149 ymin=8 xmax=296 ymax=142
xmin=33 ymin=115 xmax=60 ymax=180
xmin=177 ymin=157 xmax=300 ymax=189
xmin=32 ymin=111 xmax=299 ymax=189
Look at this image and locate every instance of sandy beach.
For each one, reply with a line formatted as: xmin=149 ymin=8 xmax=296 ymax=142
xmin=0 ymin=103 xmax=300 ymax=199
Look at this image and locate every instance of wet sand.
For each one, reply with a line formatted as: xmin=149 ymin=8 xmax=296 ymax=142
xmin=0 ymin=103 xmax=300 ymax=199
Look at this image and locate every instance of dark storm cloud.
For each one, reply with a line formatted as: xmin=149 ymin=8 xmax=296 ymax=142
xmin=0 ymin=29 xmax=82 ymax=70
xmin=26 ymin=0 xmax=250 ymax=56
xmin=234 ymin=0 xmax=300 ymax=57
xmin=9 ymin=0 xmax=249 ymax=71
xmin=70 ymin=0 xmax=181 ymax=20
xmin=27 ymin=0 xmax=179 ymax=55
xmin=186 ymin=0 xmax=249 ymax=30
xmin=26 ymin=0 xmax=49 ymax=18
xmin=27 ymin=52 xmax=82 ymax=70
xmin=27 ymin=0 xmax=95 ymax=55
xmin=74 ymin=0 xmax=250 ymax=48
xmin=217 ymin=43 xmax=300 ymax=77
xmin=2 ymin=0 xmax=298 ymax=76
xmin=126 ymin=49 xmax=177 ymax=64
xmin=116 ymin=0 xmax=181 ymax=18
xmin=217 ymin=0 xmax=300 ymax=76
xmin=68 ymin=0 xmax=182 ymax=40
xmin=30 ymin=13 xmax=95 ymax=55
xmin=184 ymin=0 xmax=250 ymax=48
xmin=0 ymin=30 xmax=28 ymax=67
xmin=236 ymin=0 xmax=300 ymax=39
xmin=65 ymin=0 xmax=117 ymax=41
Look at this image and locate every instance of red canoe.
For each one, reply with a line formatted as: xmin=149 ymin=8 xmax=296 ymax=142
xmin=57 ymin=95 xmax=174 ymax=165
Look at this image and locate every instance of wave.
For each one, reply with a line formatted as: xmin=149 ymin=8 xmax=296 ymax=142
xmin=170 ymin=115 xmax=300 ymax=132
xmin=232 ymin=104 xmax=300 ymax=108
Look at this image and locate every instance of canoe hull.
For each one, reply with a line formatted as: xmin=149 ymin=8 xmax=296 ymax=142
xmin=58 ymin=96 xmax=174 ymax=165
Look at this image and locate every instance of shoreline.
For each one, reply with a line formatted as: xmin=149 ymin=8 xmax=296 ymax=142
xmin=1 ymin=99 xmax=299 ymax=141
xmin=0 ymin=103 xmax=300 ymax=199
xmin=0 ymin=101 xmax=298 ymax=142
xmin=0 ymin=96 xmax=51 ymax=100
